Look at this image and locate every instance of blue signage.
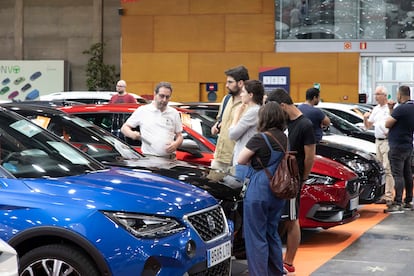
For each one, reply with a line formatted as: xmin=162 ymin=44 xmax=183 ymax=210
xmin=206 ymin=83 xmax=218 ymax=92
xmin=258 ymin=67 xmax=290 ymax=93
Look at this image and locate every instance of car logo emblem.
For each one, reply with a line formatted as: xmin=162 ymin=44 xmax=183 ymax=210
xmin=206 ymin=215 xmax=216 ymax=231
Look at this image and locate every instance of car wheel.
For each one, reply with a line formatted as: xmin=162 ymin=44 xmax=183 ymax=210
xmin=19 ymin=244 xmax=100 ymax=276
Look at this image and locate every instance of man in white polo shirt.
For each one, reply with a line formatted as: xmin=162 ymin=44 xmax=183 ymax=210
xmin=121 ymin=82 xmax=183 ymax=159
xmin=363 ymin=85 xmax=394 ymax=206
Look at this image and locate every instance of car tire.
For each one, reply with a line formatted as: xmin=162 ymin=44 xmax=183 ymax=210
xmin=19 ymin=244 xmax=100 ymax=276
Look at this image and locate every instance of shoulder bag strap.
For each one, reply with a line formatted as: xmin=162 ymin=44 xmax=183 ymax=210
xmin=217 ymin=94 xmax=231 ymax=122
xmin=264 ymin=131 xmax=287 ymax=153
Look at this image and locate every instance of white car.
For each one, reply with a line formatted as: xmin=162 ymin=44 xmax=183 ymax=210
xmin=316 ymin=102 xmax=365 ymax=129
xmin=322 ymin=134 xmax=376 ymax=155
xmin=0 ymin=239 xmax=18 ymax=276
xmin=39 ymin=91 xmax=148 ymax=104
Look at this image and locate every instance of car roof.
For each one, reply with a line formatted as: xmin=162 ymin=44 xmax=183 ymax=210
xmin=1 ymin=102 xmax=66 ymax=115
xmin=316 ymin=102 xmax=365 ymax=117
xmin=40 ymin=91 xmax=148 ymax=104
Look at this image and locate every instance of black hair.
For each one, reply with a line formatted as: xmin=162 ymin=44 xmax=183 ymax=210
xmin=399 ymin=85 xmax=411 ymax=97
xmin=155 ymin=81 xmax=173 ymax=94
xmin=266 ymin=88 xmax=293 ymax=105
xmin=305 ymin=87 xmax=320 ymax=100
xmin=224 ymin=65 xmax=249 ymax=81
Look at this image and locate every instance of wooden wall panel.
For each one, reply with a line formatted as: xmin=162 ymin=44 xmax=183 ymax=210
xmin=122 ymin=53 xmax=189 ymax=82
xmin=120 ymin=0 xmax=361 ymax=103
xmin=261 ymin=52 xmax=359 ymax=102
xmin=337 ymin=53 xmax=360 ymax=85
xmin=154 ymin=15 xmax=225 ymax=52
xmin=225 ymin=14 xmax=274 ymax=52
xmin=122 ymin=0 xmax=189 ymax=15
xmin=125 ymin=82 xmax=154 ymax=99
xmin=169 ymin=82 xmax=200 ymax=102
xmin=189 ymin=53 xmax=262 ymax=82
xmin=189 ymin=0 xmax=262 ymax=14
xmin=122 ymin=16 xmax=153 ymax=53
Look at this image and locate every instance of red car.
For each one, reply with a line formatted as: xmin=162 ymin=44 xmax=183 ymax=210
xmin=60 ymin=103 xmax=360 ymax=229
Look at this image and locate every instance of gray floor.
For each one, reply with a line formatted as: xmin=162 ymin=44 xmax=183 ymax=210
xmin=231 ymin=210 xmax=414 ymax=276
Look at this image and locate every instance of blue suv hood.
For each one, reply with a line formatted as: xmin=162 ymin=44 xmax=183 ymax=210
xmin=19 ymin=167 xmax=217 ymax=217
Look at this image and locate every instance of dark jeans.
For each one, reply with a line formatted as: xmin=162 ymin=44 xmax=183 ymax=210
xmin=388 ymin=147 xmax=413 ymax=205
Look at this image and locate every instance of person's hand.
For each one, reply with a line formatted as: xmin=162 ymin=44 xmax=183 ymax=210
xmin=132 ymin=131 xmax=141 ymax=140
xmin=387 ymin=100 xmax=396 ymax=110
xmin=232 ymin=104 xmax=247 ymax=126
xmin=165 ymin=142 xmax=177 ymax=153
xmin=211 ymin=122 xmax=220 ymax=135
xmin=363 ymin=111 xmax=371 ymax=120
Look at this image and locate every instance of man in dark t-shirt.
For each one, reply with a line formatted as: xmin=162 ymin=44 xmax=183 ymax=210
xmin=385 ymin=85 xmax=414 ymax=213
xmin=298 ymin=87 xmax=330 ymax=143
xmin=267 ymin=88 xmax=316 ymax=275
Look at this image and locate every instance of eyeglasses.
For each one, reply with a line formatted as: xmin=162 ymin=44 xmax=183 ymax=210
xmin=158 ymin=93 xmax=171 ymax=99
xmin=226 ymin=80 xmax=236 ymax=84
xmin=374 ymin=93 xmax=385 ymax=96
xmin=116 ymin=85 xmax=125 ymax=87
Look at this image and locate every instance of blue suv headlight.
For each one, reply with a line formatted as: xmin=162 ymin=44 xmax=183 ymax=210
xmin=104 ymin=211 xmax=186 ymax=238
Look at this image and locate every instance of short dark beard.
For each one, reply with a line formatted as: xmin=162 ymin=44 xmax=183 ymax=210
xmin=228 ymin=87 xmax=241 ymax=96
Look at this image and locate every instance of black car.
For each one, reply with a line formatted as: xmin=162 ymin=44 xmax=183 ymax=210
xmin=317 ymin=140 xmax=384 ymax=204
xmin=322 ymin=109 xmax=375 ymax=143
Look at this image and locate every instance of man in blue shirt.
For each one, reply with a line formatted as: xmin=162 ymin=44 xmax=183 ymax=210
xmin=298 ymin=87 xmax=330 ymax=143
xmin=385 ymin=85 xmax=414 ymax=213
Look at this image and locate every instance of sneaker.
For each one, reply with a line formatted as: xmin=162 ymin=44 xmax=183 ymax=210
xmin=384 ymin=204 xmax=404 ymax=213
xmin=403 ymin=202 xmax=414 ymax=211
xmin=386 ymin=200 xmax=393 ymax=207
xmin=283 ymin=263 xmax=296 ymax=276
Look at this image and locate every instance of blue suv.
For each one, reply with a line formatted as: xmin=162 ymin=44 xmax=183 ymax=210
xmin=0 ymin=108 xmax=232 ymax=275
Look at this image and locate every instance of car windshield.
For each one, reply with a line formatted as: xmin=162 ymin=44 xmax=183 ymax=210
xmin=0 ymin=109 xmax=105 ymax=178
xmin=30 ymin=113 xmax=143 ymax=163
xmin=180 ymin=112 xmax=217 ymax=144
xmin=322 ymin=109 xmax=363 ymax=133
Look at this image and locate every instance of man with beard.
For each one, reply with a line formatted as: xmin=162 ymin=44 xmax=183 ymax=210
xmin=385 ymin=85 xmax=414 ymax=213
xmin=121 ymin=82 xmax=183 ymax=159
xmin=110 ymin=80 xmax=138 ymax=103
xmin=211 ymin=65 xmax=249 ymax=172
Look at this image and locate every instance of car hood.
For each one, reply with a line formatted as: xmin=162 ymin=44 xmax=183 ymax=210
xmin=101 ymin=156 xmax=241 ymax=201
xmin=18 ymin=167 xmax=218 ymax=218
xmin=322 ymin=134 xmax=376 ymax=154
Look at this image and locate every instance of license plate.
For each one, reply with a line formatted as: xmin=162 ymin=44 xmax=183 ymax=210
xmin=207 ymin=240 xmax=231 ymax=268
xmin=350 ymin=196 xmax=359 ymax=210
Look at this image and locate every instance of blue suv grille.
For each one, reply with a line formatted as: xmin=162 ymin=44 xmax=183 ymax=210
xmin=187 ymin=206 xmax=226 ymax=242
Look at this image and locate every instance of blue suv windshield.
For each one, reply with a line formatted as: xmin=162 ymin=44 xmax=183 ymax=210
xmin=0 ymin=109 xmax=105 ymax=178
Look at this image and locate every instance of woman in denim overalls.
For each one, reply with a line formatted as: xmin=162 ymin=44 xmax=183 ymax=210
xmin=238 ymin=102 xmax=287 ymax=276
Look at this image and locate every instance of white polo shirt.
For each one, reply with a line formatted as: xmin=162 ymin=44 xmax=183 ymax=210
xmin=125 ymin=103 xmax=182 ymax=156
xmin=368 ymin=104 xmax=390 ymax=139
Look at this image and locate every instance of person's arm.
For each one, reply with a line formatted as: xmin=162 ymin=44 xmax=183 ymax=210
xmin=121 ymin=123 xmax=141 ymax=140
xmin=237 ymin=147 xmax=254 ymax=165
xmin=166 ymin=132 xmax=183 ymax=153
xmin=302 ymin=144 xmax=315 ymax=180
xmin=211 ymin=95 xmax=229 ymax=135
xmin=385 ymin=100 xmax=397 ymax=129
xmin=363 ymin=111 xmax=374 ymax=129
xmin=230 ymin=104 xmax=246 ymax=127
xmin=385 ymin=116 xmax=396 ymax=129
xmin=321 ymin=115 xmax=331 ymax=127
xmin=229 ymin=107 xmax=255 ymax=141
